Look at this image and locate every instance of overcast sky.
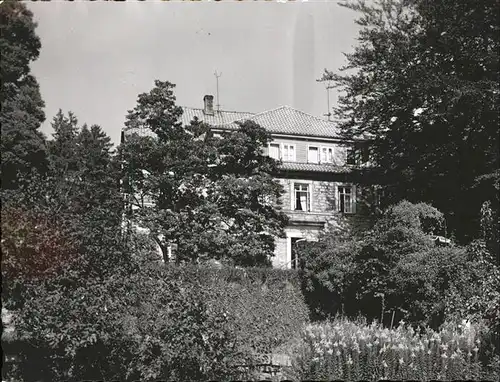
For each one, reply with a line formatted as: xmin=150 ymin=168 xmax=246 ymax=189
xmin=28 ymin=1 xmax=360 ymax=145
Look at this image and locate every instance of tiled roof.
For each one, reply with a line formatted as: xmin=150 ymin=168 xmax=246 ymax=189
xmin=180 ymin=107 xmax=255 ymax=126
xmin=123 ymin=107 xmax=255 ymax=138
xmin=122 ymin=105 xmax=346 ymax=141
xmin=278 ymin=162 xmax=352 ymax=173
xmin=222 ymin=106 xmax=341 ymax=138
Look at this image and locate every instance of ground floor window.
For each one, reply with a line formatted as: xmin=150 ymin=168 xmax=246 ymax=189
xmin=294 ymin=183 xmax=311 ymax=211
xmin=338 ymin=185 xmax=354 ymax=213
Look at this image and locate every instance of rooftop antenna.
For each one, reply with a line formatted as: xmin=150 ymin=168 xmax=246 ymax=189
xmin=324 ymin=81 xmax=334 ymax=121
xmin=214 ymin=70 xmax=222 ymax=111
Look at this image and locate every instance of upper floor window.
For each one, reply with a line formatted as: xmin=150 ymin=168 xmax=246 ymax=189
xmin=346 ymin=147 xmax=356 ymax=165
xmin=338 ymin=185 xmax=354 ymax=213
xmin=294 ymin=183 xmax=311 ymax=212
xmin=269 ymin=143 xmax=280 ymax=160
xmin=346 ymin=144 xmax=370 ymax=165
xmin=309 ymin=145 xmax=335 ymax=164
xmin=321 ymin=147 xmax=334 ymax=163
xmin=308 ymin=146 xmax=319 ymax=163
xmin=268 ymin=143 xmax=296 ymax=162
xmin=282 ymin=144 xmax=296 ymax=162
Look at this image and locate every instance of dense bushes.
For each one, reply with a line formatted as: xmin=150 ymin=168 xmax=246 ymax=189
xmin=285 ymin=319 xmax=498 ymax=381
xmin=3 ymin=263 xmax=309 ymax=382
xmin=6 ymin=265 xmax=248 ymax=382
xmin=1 ymin=206 xmax=79 ymax=309
xmin=157 ymin=264 xmax=310 ymax=356
xmin=298 ymin=201 xmax=498 ymax=333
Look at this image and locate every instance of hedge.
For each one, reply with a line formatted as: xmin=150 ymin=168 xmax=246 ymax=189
xmin=157 ymin=264 xmax=310 ymax=356
xmin=3 ymin=263 xmax=309 ymax=381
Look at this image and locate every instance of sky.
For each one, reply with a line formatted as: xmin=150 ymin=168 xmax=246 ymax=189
xmin=28 ymin=1 xmax=361 ymax=145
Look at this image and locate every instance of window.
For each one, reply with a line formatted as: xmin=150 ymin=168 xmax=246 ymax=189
xmin=310 ymin=146 xmax=334 ymax=163
xmin=268 ymin=143 xmax=295 ymax=161
xmin=294 ymin=183 xmax=311 ymax=211
xmin=308 ymin=146 xmax=319 ymax=163
xmin=321 ymin=147 xmax=334 ymax=163
xmin=269 ymin=143 xmax=280 ymax=160
xmin=361 ymin=144 xmax=370 ymax=163
xmin=346 ymin=146 xmax=356 ymax=165
xmin=338 ymin=186 xmax=354 ymax=213
xmin=282 ymin=144 xmax=296 ymax=162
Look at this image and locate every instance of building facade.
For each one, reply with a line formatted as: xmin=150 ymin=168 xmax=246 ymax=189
xmin=122 ymin=95 xmax=372 ymax=268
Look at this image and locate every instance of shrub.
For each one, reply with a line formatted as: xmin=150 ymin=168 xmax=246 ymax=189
xmin=1 ymin=206 xmax=79 ymax=310
xmin=7 ymin=265 xmax=248 ymax=382
xmin=390 ymin=245 xmax=469 ymax=328
xmin=299 ymin=201 xmax=446 ymax=325
xmin=163 ymin=264 xmax=310 ymax=357
xmin=298 ymin=219 xmax=361 ymax=320
xmin=285 ymin=319 xmax=497 ymax=381
xmin=298 ymin=201 xmax=487 ymax=330
xmin=5 ymin=263 xmax=308 ymax=381
xmin=445 ymin=240 xmax=500 ymax=358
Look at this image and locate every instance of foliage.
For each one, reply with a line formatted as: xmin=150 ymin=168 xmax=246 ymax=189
xmin=445 ymin=239 xmax=500 ymax=358
xmin=166 ymin=264 xmax=310 ymax=357
xmin=298 ymin=217 xmax=361 ymax=320
xmin=479 ymin=198 xmax=500 ymax=262
xmin=323 ymin=0 xmax=499 ymax=242
xmin=299 ymin=201 xmax=453 ymax=326
xmin=285 ymin=318 xmax=498 ymax=381
xmin=390 ymin=246 xmax=469 ymax=329
xmin=120 ymin=80 xmax=288 ymax=266
xmin=4 ymin=256 xmax=309 ymax=382
xmin=1 ymin=206 xmax=79 ymax=310
xmin=43 ymin=111 xmax=127 ymax=275
xmin=2 ymin=110 xmax=128 ymax=313
xmin=7 ymin=265 xmax=249 ymax=382
xmin=0 ymin=1 xmax=47 ymax=189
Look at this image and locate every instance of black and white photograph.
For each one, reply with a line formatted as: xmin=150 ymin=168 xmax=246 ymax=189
xmin=1 ymin=0 xmax=499 ymax=380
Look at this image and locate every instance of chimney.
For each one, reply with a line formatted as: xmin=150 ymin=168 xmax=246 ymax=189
xmin=203 ymin=95 xmax=214 ymax=115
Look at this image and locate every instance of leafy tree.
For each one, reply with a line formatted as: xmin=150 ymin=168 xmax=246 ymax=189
xmin=299 ymin=200 xmax=462 ymax=327
xmin=323 ymin=0 xmax=499 ymax=242
xmin=298 ymin=217 xmax=362 ymax=320
xmin=0 ymin=1 xmax=47 ymax=190
xmin=1 ymin=205 xmax=79 ymax=310
xmin=2 ymin=110 xmax=128 ymax=308
xmin=120 ymin=81 xmax=288 ymax=266
xmin=49 ymin=113 xmax=127 ymax=274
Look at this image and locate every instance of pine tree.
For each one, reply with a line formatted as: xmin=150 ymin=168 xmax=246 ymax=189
xmin=1 ymin=1 xmax=47 ymax=190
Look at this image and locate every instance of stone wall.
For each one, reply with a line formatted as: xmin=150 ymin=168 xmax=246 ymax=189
xmin=278 ymin=177 xmax=342 ymax=213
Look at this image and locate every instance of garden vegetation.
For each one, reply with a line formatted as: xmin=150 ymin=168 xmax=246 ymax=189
xmin=1 ymin=0 xmax=499 ymax=381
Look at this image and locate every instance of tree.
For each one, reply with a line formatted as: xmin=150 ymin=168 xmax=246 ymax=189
xmin=48 ymin=110 xmax=80 ymax=174
xmin=0 ymin=1 xmax=47 ymax=190
xmin=323 ymin=0 xmax=499 ymax=242
xmin=120 ymin=81 xmax=288 ymax=266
